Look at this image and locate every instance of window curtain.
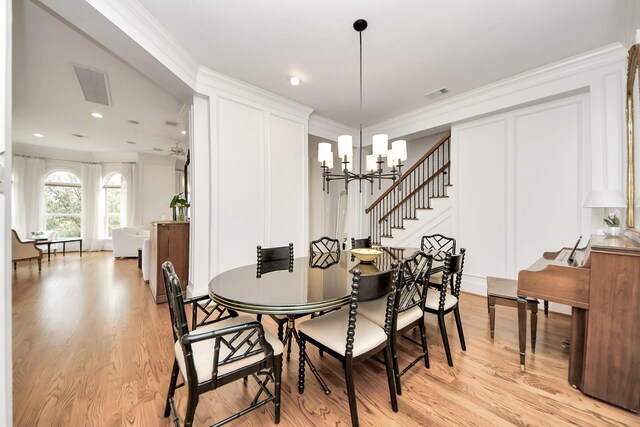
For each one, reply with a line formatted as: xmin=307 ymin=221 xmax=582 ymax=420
xmin=175 ymin=169 xmax=184 ymax=195
xmin=121 ymin=162 xmax=136 ymax=227
xmin=81 ymin=163 xmax=103 ymax=251
xmin=12 ymin=156 xmax=45 ymax=238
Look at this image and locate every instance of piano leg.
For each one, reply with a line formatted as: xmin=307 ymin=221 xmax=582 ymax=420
xmin=530 ymin=302 xmax=538 ymax=353
xmin=517 ymin=295 xmax=528 ymax=371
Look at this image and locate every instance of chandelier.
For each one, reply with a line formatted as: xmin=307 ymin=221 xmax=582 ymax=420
xmin=318 ymin=19 xmax=407 ymax=194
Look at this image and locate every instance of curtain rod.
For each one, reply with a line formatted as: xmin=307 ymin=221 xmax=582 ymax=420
xmin=14 ymin=154 xmax=137 ymax=165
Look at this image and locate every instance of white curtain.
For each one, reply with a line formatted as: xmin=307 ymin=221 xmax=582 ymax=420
xmin=81 ymin=163 xmax=103 ymax=251
xmin=12 ymin=156 xmax=45 ymax=238
xmin=121 ymin=162 xmax=136 ymax=227
xmin=175 ymin=169 xmax=184 ymax=195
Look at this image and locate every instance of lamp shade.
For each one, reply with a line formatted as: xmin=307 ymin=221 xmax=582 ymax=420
xmin=338 ymin=135 xmax=353 ymax=158
xmin=372 ymin=134 xmax=388 ymax=157
xmin=366 ymin=154 xmax=377 ymax=172
xmin=392 ymin=140 xmax=407 ymax=161
xmin=387 ymin=149 xmax=396 ymax=167
xmin=325 ymin=153 xmax=333 ymax=169
xmin=318 ymin=142 xmax=332 ymax=163
xmin=583 ymin=190 xmax=626 ymax=208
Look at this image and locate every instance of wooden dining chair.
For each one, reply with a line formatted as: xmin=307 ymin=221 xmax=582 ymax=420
xmin=161 ymin=261 xmax=284 ymax=426
xmin=256 ymin=243 xmax=301 ymax=360
xmin=358 ymin=251 xmax=433 ymax=395
xmin=351 ymin=237 xmax=371 ymax=249
xmin=425 ymin=248 xmax=467 ymax=367
xmin=297 ymin=269 xmax=398 ymax=427
xmin=309 ymin=236 xmax=340 ymax=268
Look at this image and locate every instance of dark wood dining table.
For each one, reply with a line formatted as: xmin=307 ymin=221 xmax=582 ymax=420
xmin=208 ymin=246 xmax=421 ymax=394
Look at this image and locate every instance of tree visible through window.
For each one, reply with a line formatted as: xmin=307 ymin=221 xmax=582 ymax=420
xmin=104 ymin=173 xmax=122 ymax=237
xmin=44 ymin=171 xmax=81 ymax=238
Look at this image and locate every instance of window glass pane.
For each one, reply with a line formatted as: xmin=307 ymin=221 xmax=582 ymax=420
xmin=105 ymin=173 xmax=122 ymax=187
xmin=44 ymin=171 xmax=81 ymax=238
xmin=105 ymin=187 xmax=121 ymax=237
xmin=45 ymin=171 xmax=79 ymax=184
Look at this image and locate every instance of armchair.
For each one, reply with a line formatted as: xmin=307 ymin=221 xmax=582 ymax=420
xmin=12 ymin=229 xmax=43 ymax=271
xmin=112 ymin=226 xmax=150 ymax=258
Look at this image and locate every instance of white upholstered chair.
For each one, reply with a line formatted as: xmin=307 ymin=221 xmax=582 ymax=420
xmin=112 ymin=226 xmax=150 ymax=258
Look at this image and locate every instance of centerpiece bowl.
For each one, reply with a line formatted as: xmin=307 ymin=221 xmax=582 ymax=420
xmin=350 ymin=248 xmax=383 ymax=264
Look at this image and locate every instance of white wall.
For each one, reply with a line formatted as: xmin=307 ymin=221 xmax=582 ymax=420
xmin=137 ymin=153 xmax=176 ymax=225
xmin=450 ymin=94 xmax=591 ymax=314
xmin=621 ymin=1 xmax=640 ymax=48
xmin=0 ymin=0 xmax=11 ymax=424
xmin=192 ymin=68 xmax=312 ymax=295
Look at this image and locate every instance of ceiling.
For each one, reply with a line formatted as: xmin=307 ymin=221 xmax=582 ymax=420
xmin=12 ymin=0 xmax=187 ymax=155
xmin=12 ymin=0 xmax=628 ymax=150
xmin=137 ymin=0 xmax=623 ymax=127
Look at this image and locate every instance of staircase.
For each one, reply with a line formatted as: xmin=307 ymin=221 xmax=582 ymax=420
xmin=366 ymin=132 xmax=452 ymax=246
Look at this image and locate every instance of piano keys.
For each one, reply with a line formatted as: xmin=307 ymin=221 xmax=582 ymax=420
xmin=517 ymin=234 xmax=640 ymax=412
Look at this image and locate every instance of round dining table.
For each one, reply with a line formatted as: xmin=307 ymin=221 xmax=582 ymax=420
xmin=208 ymin=246 xmax=420 ymax=394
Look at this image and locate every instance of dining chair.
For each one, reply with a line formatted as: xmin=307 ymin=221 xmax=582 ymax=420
xmin=256 ymin=243 xmax=301 ymax=360
xmin=297 ymin=269 xmax=398 ymax=427
xmin=358 ymin=251 xmax=433 ymax=395
xmin=420 ymin=233 xmax=455 ymax=286
xmin=424 ymin=248 xmax=467 ymax=367
xmin=162 ymin=261 xmax=283 ymax=426
xmin=309 ymin=236 xmax=340 ymax=268
xmin=351 ymin=237 xmax=371 ymax=249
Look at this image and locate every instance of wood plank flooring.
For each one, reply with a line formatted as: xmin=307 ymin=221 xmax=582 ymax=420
xmin=12 ymin=252 xmax=639 ymax=426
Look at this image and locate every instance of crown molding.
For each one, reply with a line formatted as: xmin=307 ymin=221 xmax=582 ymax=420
xmin=196 ymin=66 xmax=314 ymax=120
xmin=85 ymin=0 xmax=200 ymax=89
xmin=308 ymin=114 xmax=357 ymax=140
xmin=364 ymin=43 xmax=627 ymax=139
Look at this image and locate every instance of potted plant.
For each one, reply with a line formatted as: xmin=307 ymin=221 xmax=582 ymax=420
xmin=603 ymin=210 xmax=622 ymax=236
xmin=170 ymin=192 xmax=190 ymax=221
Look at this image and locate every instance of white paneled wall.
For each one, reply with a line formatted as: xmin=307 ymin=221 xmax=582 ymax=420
xmin=193 ymin=69 xmax=312 ymax=295
xmin=452 ymin=94 xmax=591 ymax=308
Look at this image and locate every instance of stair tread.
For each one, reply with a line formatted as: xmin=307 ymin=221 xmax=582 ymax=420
xmin=390 ymin=226 xmax=405 ymax=230
xmin=402 ymin=218 xmax=419 ymax=220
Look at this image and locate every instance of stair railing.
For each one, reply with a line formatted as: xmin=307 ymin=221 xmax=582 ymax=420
xmin=366 ymin=132 xmax=451 ymax=245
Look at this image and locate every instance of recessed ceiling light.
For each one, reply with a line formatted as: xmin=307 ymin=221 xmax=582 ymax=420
xmin=425 ymin=87 xmax=449 ymax=98
xmin=289 ymin=76 xmax=301 ymax=86
xmin=126 ymin=141 xmax=137 ymax=145
xmin=181 ymin=130 xmax=186 ymax=135
xmin=127 ymin=119 xmax=140 ymax=125
xmin=91 ymin=112 xmax=103 ymax=118
xmin=33 ymin=133 xmax=44 ymax=138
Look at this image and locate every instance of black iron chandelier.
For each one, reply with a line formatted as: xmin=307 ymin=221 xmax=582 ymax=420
xmin=318 ymin=19 xmax=407 ymax=194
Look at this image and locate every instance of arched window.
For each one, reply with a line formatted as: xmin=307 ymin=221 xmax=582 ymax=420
xmin=104 ymin=173 xmax=122 ymax=237
xmin=44 ymin=171 xmax=82 ymax=238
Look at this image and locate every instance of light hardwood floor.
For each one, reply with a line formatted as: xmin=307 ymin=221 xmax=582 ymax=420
xmin=12 ymin=252 xmax=638 ymax=426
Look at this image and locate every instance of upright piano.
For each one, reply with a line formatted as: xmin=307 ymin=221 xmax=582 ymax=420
xmin=517 ymin=234 xmax=640 ymax=412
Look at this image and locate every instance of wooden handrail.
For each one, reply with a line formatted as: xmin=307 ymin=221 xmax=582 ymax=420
xmin=377 ymin=162 xmax=450 ymax=223
xmin=365 ymin=131 xmax=451 ymax=214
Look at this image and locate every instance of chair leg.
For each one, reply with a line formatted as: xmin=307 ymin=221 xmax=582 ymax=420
xmin=383 ymin=345 xmax=399 ymax=412
xmin=344 ymin=360 xmax=359 ymax=427
xmin=419 ymin=320 xmax=430 ymax=369
xmin=544 ymin=300 xmax=549 ymax=316
xmin=298 ymin=339 xmax=306 ymax=394
xmin=273 ymin=354 xmax=282 ymax=424
xmin=164 ymin=359 xmax=180 ymax=417
xmin=38 ymin=258 xmax=42 ymax=271
xmin=530 ymin=304 xmax=538 ymax=354
xmin=256 ymin=314 xmax=262 ymax=322
xmin=286 ymin=331 xmax=293 ymax=362
xmin=184 ymin=388 xmax=199 ymax=427
xmin=390 ymin=335 xmax=401 ymax=395
xmin=438 ymin=313 xmax=454 ymax=367
xmin=13 ymin=261 xmax=16 ymax=270
xmin=453 ymin=307 xmax=466 ymax=351
xmin=277 ymin=322 xmax=284 ymax=342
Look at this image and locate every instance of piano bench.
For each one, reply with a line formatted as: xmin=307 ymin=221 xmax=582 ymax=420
xmin=486 ymin=276 xmax=539 ymax=352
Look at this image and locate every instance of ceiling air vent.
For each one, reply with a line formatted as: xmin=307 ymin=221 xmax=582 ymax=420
xmin=73 ymin=65 xmax=111 ymax=106
xmin=425 ymin=87 xmax=449 ymax=98
xmin=164 ymin=120 xmax=179 ymax=127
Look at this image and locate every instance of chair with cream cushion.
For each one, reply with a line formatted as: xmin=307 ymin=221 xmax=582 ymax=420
xmin=111 ymin=226 xmax=150 ymax=258
xmin=297 ymin=269 xmax=398 ymax=427
xmin=162 ymin=261 xmax=283 ymax=426
xmin=11 ymin=229 xmax=43 ymax=271
xmin=425 ymin=248 xmax=467 ymax=367
xmin=358 ymin=251 xmax=433 ymax=395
